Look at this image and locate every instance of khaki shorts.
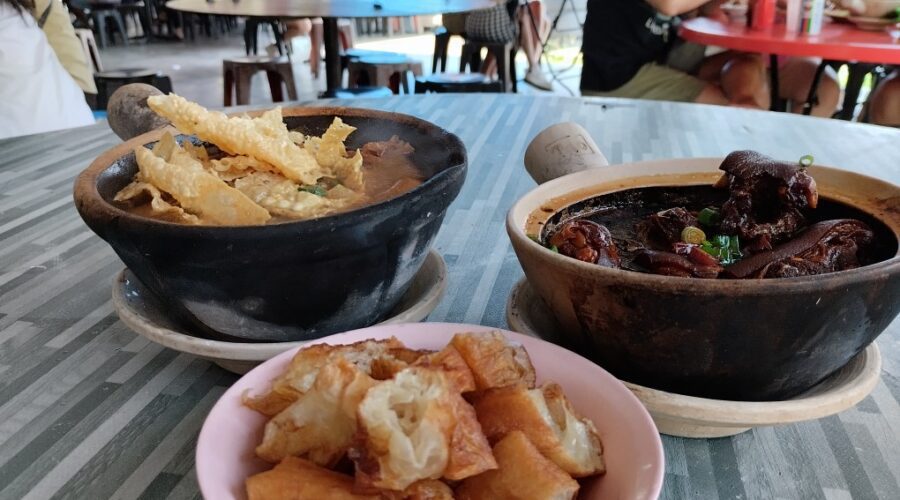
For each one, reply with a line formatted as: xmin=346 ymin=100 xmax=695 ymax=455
xmin=582 ymin=63 xmax=707 ymax=103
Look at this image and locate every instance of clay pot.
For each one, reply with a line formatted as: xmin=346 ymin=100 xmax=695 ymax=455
xmin=508 ymin=140 xmax=900 ymax=401
xmin=75 ymin=107 xmax=466 ymax=342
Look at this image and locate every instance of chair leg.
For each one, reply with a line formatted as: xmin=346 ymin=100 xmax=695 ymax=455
xmin=94 ymin=14 xmax=109 ymax=49
xmin=111 ymin=12 xmax=129 ymax=45
xmin=492 ymin=45 xmax=511 ymax=92
xmin=510 ymin=45 xmax=518 ymax=93
xmin=235 ymin=68 xmax=254 ymax=105
xmin=266 ymin=71 xmax=284 ymax=102
xmin=243 ymin=20 xmax=255 ymax=55
xmin=223 ymin=66 xmax=234 ymax=106
xmin=280 ymin=67 xmax=298 ymax=100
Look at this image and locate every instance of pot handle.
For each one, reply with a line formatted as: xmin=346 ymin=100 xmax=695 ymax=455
xmin=524 ymin=122 xmax=609 ymax=185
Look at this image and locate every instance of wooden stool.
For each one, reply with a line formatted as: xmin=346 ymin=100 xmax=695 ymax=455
xmin=346 ymin=55 xmax=423 ymax=95
xmin=223 ymin=56 xmax=298 ymax=106
xmin=74 ymin=28 xmax=103 ymax=73
xmin=460 ymin=40 xmax=518 ymax=93
xmin=94 ymin=68 xmax=158 ymax=109
xmin=414 ymin=73 xmax=502 ymax=93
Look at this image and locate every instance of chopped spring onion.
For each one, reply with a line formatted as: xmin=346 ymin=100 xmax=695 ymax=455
xmin=799 ymin=154 xmax=814 ymax=168
xmin=527 ymin=234 xmax=541 ymax=243
xmin=681 ymin=226 xmax=706 ymax=245
xmin=699 ymin=234 xmax=742 ymax=265
xmin=549 ymin=245 xmax=559 ymax=253
xmin=697 ymin=207 xmax=720 ymax=226
xmin=299 ymin=185 xmax=327 ymax=196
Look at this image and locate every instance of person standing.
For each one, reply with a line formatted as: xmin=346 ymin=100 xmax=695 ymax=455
xmin=0 ymin=0 xmax=94 ymax=138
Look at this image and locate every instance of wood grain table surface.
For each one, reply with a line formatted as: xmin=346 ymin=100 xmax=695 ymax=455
xmin=0 ymin=94 xmax=898 ymax=499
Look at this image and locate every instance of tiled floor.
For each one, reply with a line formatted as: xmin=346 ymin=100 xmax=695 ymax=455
xmin=98 ymin=25 xmax=584 ymax=109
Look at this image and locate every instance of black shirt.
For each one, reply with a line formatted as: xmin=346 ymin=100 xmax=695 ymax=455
xmin=580 ymin=0 xmax=680 ymax=92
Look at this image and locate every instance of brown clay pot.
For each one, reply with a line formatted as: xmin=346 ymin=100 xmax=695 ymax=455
xmin=507 ymin=156 xmax=900 ymax=401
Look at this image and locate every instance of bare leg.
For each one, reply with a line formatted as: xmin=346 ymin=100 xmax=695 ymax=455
xmin=519 ymin=1 xmax=551 ymax=89
xmin=779 ymin=57 xmax=839 ymax=117
xmin=867 ymin=70 xmax=900 ymax=126
xmin=284 ymin=19 xmax=312 ymax=41
xmin=720 ymin=54 xmax=770 ymax=109
xmin=694 ymin=84 xmax=730 ymax=105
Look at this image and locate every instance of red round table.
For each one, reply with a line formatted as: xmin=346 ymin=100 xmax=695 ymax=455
xmin=679 ymin=17 xmax=900 ymax=118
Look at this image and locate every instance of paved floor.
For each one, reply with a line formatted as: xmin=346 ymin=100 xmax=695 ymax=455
xmin=98 ymin=25 xmax=583 ymax=109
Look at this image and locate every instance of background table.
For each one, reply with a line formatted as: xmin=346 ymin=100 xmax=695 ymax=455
xmin=166 ymin=0 xmax=494 ymax=95
xmin=0 ymin=95 xmax=899 ymax=499
xmin=680 ymin=17 xmax=900 ymax=118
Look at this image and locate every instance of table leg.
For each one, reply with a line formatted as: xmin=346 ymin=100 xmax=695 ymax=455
xmin=801 ymin=60 xmax=828 ymax=116
xmin=837 ymin=63 xmax=873 ymax=121
xmin=769 ymin=54 xmax=783 ymax=112
xmin=322 ymin=17 xmax=341 ymax=97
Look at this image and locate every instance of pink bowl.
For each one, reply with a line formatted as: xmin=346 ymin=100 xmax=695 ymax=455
xmin=195 ymin=323 xmax=665 ymax=499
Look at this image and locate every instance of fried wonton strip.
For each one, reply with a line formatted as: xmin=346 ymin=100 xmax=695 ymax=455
xmin=133 ymin=138 xmax=270 ymax=225
xmin=146 ymin=94 xmax=326 ymax=185
xmin=113 ymin=180 xmax=200 ymax=224
xmin=256 ymin=358 xmax=377 ymax=466
xmin=232 ymin=171 xmax=359 ymax=219
xmin=246 ymin=456 xmax=379 ymax=500
xmin=316 ymin=118 xmax=365 ymax=191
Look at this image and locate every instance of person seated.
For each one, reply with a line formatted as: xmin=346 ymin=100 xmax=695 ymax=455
xmin=465 ymin=0 xmax=553 ymax=90
xmin=866 ymin=69 xmax=900 ymax=126
xmin=0 ymin=0 xmax=94 ymax=138
xmin=580 ymin=0 xmax=768 ymax=107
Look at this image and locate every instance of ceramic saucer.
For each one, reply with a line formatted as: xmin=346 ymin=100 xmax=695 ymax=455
xmin=505 ymin=278 xmax=882 ymax=438
xmin=113 ymin=250 xmax=447 ymax=374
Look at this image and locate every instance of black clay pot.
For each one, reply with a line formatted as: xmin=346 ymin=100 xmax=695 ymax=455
xmin=75 ymin=107 xmax=466 ymax=342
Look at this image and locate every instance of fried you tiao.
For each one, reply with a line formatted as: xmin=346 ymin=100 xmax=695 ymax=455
xmin=450 ymin=331 xmax=536 ymax=390
xmin=444 ymin=390 xmax=496 ymax=480
xmin=375 ymin=480 xmax=455 ymax=500
xmin=455 ymin=431 xmax=580 ymax=500
xmin=146 ymin=94 xmax=326 ymax=185
xmin=243 ymin=338 xmax=423 ymax=417
xmin=132 ymin=134 xmax=270 ymax=225
xmin=246 ymin=456 xmax=380 ymax=500
xmin=351 ymin=367 xmax=457 ymax=491
xmin=412 ymin=344 xmax=476 ymax=394
xmin=256 ymin=358 xmax=377 ymax=466
xmin=471 ymin=382 xmax=605 ymax=477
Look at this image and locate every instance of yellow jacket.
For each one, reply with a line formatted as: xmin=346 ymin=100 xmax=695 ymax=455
xmin=33 ymin=0 xmax=97 ymax=94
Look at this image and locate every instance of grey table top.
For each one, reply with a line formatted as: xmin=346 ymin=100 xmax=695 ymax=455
xmin=0 ymin=94 xmax=898 ymax=499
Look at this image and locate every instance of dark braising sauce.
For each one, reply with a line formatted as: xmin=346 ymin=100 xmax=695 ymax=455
xmin=540 ymin=186 xmax=897 ymax=275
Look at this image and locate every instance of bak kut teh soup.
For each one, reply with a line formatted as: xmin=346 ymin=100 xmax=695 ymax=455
xmin=112 ymin=94 xmax=424 ymax=226
xmin=529 ymin=151 xmax=897 ymax=280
